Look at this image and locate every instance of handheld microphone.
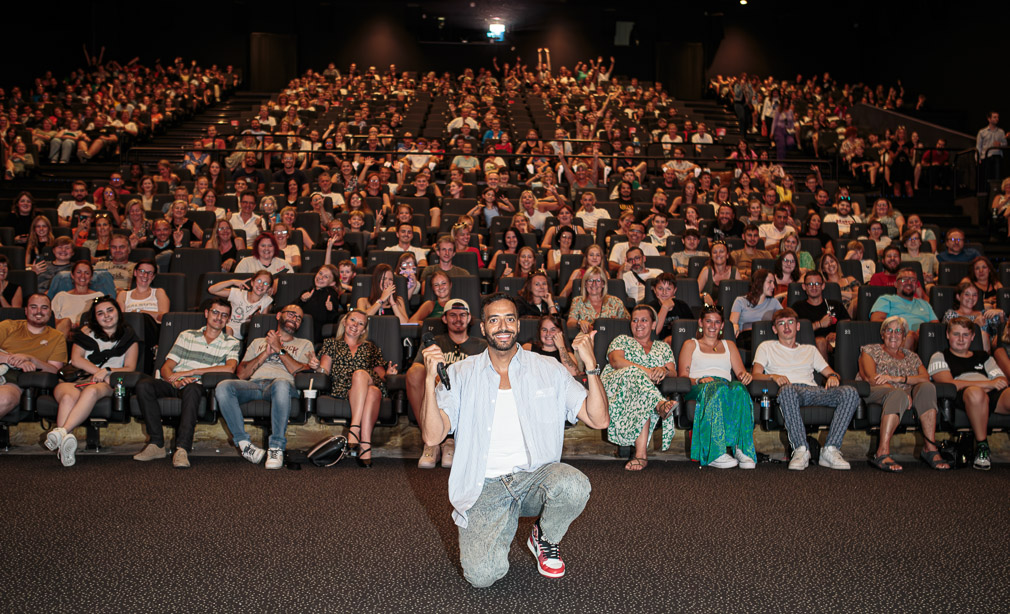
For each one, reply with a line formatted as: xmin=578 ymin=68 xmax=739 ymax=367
xmin=421 ymin=332 xmax=451 ymax=390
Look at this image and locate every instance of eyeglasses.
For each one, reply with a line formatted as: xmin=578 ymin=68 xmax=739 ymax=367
xmin=281 ymin=311 xmax=303 ymax=320
xmin=209 ymin=309 xmax=229 ymax=318
xmin=883 ymin=328 xmax=904 ymax=335
xmin=135 ymin=269 xmax=155 ymax=276
xmin=948 ymin=238 xmax=963 ymax=244
xmin=586 ymin=279 xmax=605 ymax=285
xmin=775 ymin=319 xmax=796 ymax=326
xmin=897 ymin=277 xmax=917 ymax=283
xmin=804 ymin=281 xmax=823 ymax=287
xmin=274 ymin=230 xmax=289 ymax=236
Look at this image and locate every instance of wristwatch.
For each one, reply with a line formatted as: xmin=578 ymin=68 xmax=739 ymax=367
xmin=585 ymin=366 xmax=602 ymax=376
xmin=277 ymin=349 xmax=287 ymax=357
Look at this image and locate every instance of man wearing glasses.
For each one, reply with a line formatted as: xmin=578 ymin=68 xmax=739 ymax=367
xmin=870 ymin=267 xmax=939 ymax=350
xmin=792 ymin=271 xmax=850 ymax=361
xmin=215 ymin=305 xmax=318 ymax=469
xmin=752 ymin=308 xmax=859 ymax=471
xmin=133 ymin=298 xmax=241 ymax=468
xmin=936 ymin=228 xmax=981 ymax=264
xmin=58 ymin=181 xmax=95 ymax=228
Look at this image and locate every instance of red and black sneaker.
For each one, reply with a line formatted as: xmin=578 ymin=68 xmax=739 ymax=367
xmin=527 ymin=520 xmax=565 ymax=578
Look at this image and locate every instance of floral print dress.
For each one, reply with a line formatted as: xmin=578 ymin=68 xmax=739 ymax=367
xmin=601 ymin=335 xmax=675 ymax=450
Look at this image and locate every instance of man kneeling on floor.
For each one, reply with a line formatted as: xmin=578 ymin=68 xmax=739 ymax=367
xmin=419 ymin=293 xmax=609 ymax=587
xmin=133 ymin=298 xmax=240 ymax=468
xmin=751 ymin=308 xmax=859 ymax=470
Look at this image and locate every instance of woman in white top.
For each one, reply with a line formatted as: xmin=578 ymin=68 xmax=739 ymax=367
xmin=235 ymin=233 xmax=294 ymax=275
xmin=52 ymin=260 xmax=104 ymax=336
xmin=272 ymin=223 xmax=302 ymax=269
xmin=44 ymin=297 xmax=140 ymax=467
xmin=199 ymin=188 xmax=227 ymax=220
xmin=678 ymin=305 xmax=755 ymax=469
xmin=208 ymin=270 xmax=274 ymax=339
xmin=117 ymin=259 xmax=169 ymax=323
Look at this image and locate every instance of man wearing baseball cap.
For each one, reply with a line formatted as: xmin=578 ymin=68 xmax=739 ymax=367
xmin=406 ymin=298 xmax=487 ymax=469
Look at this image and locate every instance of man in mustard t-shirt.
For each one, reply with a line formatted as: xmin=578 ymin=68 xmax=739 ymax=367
xmin=0 ymin=294 xmax=68 ymax=417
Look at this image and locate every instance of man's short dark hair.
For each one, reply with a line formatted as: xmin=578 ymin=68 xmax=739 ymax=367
xmin=396 ymin=221 xmax=413 ymax=233
xmin=480 ymin=292 xmax=518 ymax=321
xmin=744 ymin=223 xmax=760 ymax=233
xmin=652 ymin=272 xmax=677 ymax=288
xmin=896 ymin=266 xmax=918 ymax=277
xmin=944 ymin=227 xmax=964 ymax=241
xmin=683 ymin=228 xmax=700 ymax=239
xmin=626 ymin=246 xmax=644 ymax=259
xmin=207 ymin=297 xmax=231 ymax=316
xmin=882 ymin=245 xmax=901 ymax=258
xmin=946 ymin=315 xmax=975 ymax=334
xmin=26 ymin=292 xmax=50 ymax=305
xmin=802 ymin=270 xmax=823 ymax=283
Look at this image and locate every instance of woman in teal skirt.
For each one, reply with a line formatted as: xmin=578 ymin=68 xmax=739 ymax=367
xmin=678 ymin=305 xmax=757 ymax=469
xmin=602 ymin=304 xmax=678 ymax=471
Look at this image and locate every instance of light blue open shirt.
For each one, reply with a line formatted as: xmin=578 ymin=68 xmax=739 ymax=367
xmin=435 ymin=345 xmax=587 ymax=528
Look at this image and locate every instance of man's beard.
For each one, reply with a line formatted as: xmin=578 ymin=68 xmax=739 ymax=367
xmin=486 ymin=330 xmax=517 ymax=351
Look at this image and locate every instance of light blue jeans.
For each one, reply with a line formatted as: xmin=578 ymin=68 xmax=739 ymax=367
xmin=215 ymin=378 xmax=299 ymax=450
xmin=458 ymin=462 xmax=591 ymax=588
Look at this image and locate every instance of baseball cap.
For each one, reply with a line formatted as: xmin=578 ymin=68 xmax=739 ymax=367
xmin=444 ymin=299 xmax=469 ymax=313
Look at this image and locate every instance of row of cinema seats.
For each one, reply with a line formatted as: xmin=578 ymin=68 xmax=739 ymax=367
xmin=4 ymin=298 xmax=1008 ymax=454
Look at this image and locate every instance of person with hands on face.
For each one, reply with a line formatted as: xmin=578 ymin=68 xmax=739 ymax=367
xmin=45 ymin=297 xmax=139 ymax=467
xmin=318 ymin=309 xmax=396 ymax=468
xmin=216 ymin=305 xmax=317 ymax=469
xmin=132 ymin=298 xmax=240 ymax=468
xmin=516 ymin=271 xmax=559 ymax=317
xmin=858 ymin=316 xmax=948 ymax=472
xmin=357 ymin=263 xmax=410 ymax=323
xmin=751 ymin=308 xmax=859 ymax=471
xmin=418 ymin=293 xmax=608 ymax=587
xmin=602 ymin=304 xmax=679 ymax=471
xmin=679 ymin=305 xmax=756 ymax=469
xmin=791 ymin=270 xmax=850 ymax=361
xmin=522 ymin=314 xmax=579 ymax=377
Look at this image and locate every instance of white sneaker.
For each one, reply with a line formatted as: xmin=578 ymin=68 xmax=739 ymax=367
xmin=239 ymin=440 xmax=265 ymax=464
xmin=265 ymin=448 xmax=284 ymax=469
xmin=45 ymin=427 xmax=66 ymax=451
xmin=818 ymin=445 xmax=851 ymax=470
xmin=59 ymin=433 xmax=78 ymax=467
xmin=734 ymin=448 xmax=757 ymax=469
xmin=788 ymin=446 xmax=810 ymax=471
xmin=708 ymin=453 xmax=739 ymax=469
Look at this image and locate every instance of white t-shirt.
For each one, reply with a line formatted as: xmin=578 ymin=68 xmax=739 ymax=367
xmin=576 ymin=207 xmax=610 ymax=233
xmin=752 ymin=341 xmax=828 ymax=387
xmin=52 ymin=291 xmax=103 ymax=324
xmin=609 ymin=241 xmax=659 ymax=266
xmin=226 ymin=287 xmax=273 ymax=339
xmin=484 ymin=388 xmax=528 ymax=478
xmin=384 ymin=244 xmax=429 ymax=263
xmin=622 ymin=267 xmax=661 ymax=301
xmin=235 ymin=256 xmax=293 ymax=275
xmin=758 ymin=223 xmax=792 ymax=247
xmin=229 ymin=212 xmax=264 ymax=243
xmin=57 ymin=200 xmax=93 ymax=220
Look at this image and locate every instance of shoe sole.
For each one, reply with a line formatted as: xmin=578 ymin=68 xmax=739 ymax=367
xmin=787 ymin=462 xmax=808 ymax=471
xmin=45 ymin=431 xmax=62 ymax=451
xmin=265 ymin=463 xmax=283 ymax=470
xmin=59 ymin=435 xmax=77 ymax=467
xmin=974 ymin=462 xmax=991 ymax=471
xmin=173 ymin=454 xmax=190 ymax=469
xmin=526 ymin=535 xmax=565 ymax=578
xmin=708 ymin=461 xmax=738 ymax=469
xmin=737 ymin=462 xmax=756 ymax=469
xmin=133 ymin=447 xmax=166 ymax=461
xmin=818 ymin=460 xmax=851 ymax=470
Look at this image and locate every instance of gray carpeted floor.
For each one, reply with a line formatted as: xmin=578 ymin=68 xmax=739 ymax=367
xmin=2 ymin=455 xmax=1008 ymax=613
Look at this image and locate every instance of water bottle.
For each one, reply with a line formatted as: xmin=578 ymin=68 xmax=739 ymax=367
xmin=115 ymin=379 xmax=125 ymax=398
xmin=760 ymin=388 xmax=771 ymax=417
xmin=113 ymin=377 xmax=126 ymax=415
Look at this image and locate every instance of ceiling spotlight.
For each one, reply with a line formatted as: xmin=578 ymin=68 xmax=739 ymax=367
xmin=740 ymin=0 xmax=748 ymax=4
xmin=489 ymin=21 xmax=505 ymax=35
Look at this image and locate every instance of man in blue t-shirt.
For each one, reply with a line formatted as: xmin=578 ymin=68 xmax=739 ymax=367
xmin=870 ymin=267 xmax=938 ymax=350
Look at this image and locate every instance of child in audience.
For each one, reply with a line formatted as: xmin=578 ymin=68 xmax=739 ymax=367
xmin=844 ymin=240 xmax=875 ymax=283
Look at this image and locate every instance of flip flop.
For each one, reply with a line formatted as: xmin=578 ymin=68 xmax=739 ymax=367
xmin=657 ymin=399 xmax=679 ymax=421
xmin=870 ymin=454 xmax=903 ymax=473
xmin=920 ymin=449 xmax=951 ymax=471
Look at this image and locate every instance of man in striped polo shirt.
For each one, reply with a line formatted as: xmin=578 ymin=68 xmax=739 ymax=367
xmin=133 ymin=298 xmax=241 ymax=468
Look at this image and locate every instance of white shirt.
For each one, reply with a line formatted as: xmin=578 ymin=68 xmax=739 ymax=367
xmin=752 ymin=341 xmax=828 ymax=387
xmin=758 ymin=223 xmax=791 ymax=247
xmin=229 ymin=212 xmax=264 ymax=243
xmin=385 ymin=244 xmax=429 ymax=263
xmin=57 ymin=200 xmax=93 ymax=220
xmin=483 ymin=388 xmax=528 ymax=478
xmin=609 ymin=241 xmax=659 ymax=266
xmin=576 ymin=207 xmax=610 ymax=233
xmin=622 ymin=267 xmax=661 ymax=301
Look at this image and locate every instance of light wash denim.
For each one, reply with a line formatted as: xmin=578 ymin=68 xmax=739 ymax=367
xmin=216 ymin=378 xmax=299 ymax=450
xmin=458 ymin=462 xmax=591 ymax=588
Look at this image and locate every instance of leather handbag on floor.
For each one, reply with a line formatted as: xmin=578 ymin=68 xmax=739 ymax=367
xmin=306 ymin=436 xmax=348 ymax=467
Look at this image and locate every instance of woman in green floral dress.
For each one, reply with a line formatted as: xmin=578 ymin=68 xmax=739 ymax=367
xmin=602 ymin=304 xmax=678 ymax=470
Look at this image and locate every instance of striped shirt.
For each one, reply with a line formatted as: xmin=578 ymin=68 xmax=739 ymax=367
xmin=165 ymin=327 xmax=241 ymax=376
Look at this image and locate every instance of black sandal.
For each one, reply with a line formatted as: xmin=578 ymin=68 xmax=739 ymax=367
xmin=356 ymin=442 xmax=373 ymax=468
xmin=870 ymin=454 xmax=903 ymax=473
xmin=346 ymin=425 xmax=361 ymax=458
xmin=920 ymin=449 xmax=951 ymax=471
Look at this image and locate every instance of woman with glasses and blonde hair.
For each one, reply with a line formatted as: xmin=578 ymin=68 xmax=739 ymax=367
xmin=566 ymin=265 xmax=629 ymax=333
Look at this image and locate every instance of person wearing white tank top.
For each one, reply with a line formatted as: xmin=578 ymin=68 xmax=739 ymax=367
xmin=116 ymin=260 xmax=169 ymax=323
xmin=418 ymin=294 xmax=609 ymax=588
xmin=678 ymin=306 xmax=757 ymax=469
